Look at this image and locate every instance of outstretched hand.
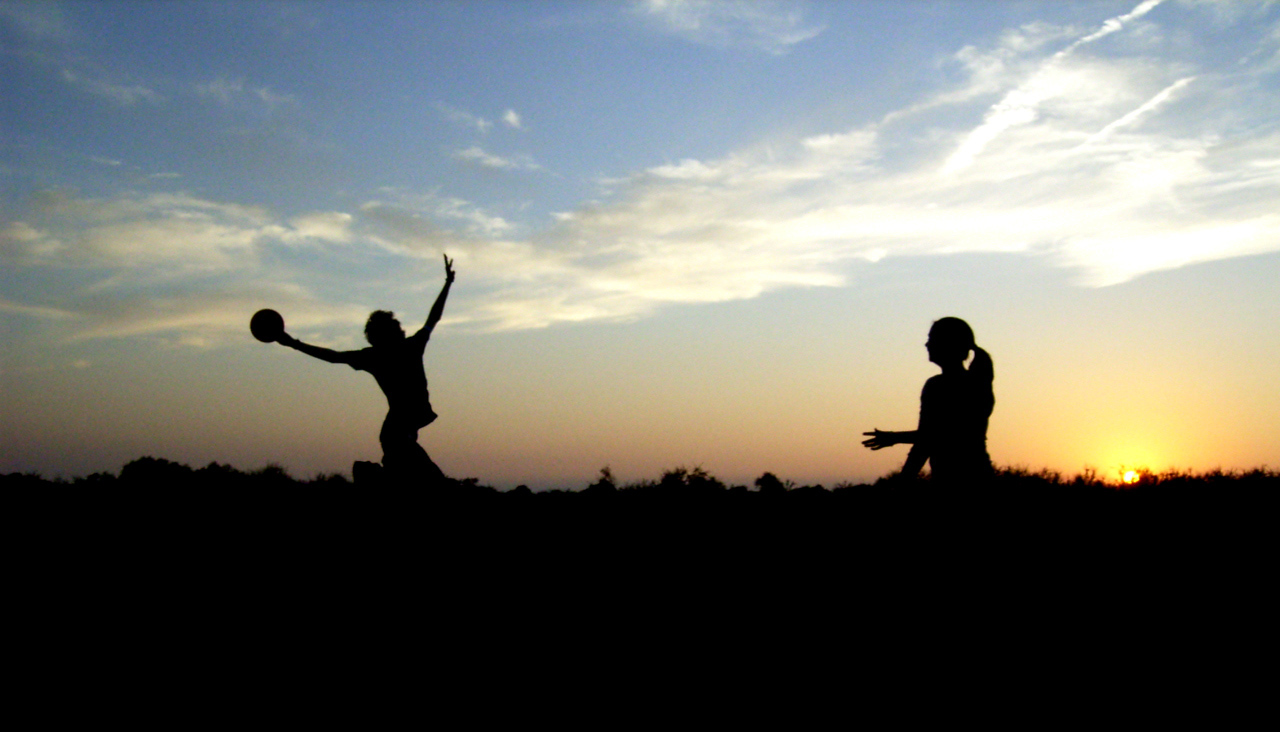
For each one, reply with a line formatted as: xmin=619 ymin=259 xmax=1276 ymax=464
xmin=862 ymin=429 xmax=897 ymax=451
xmin=443 ymin=253 xmax=455 ymax=283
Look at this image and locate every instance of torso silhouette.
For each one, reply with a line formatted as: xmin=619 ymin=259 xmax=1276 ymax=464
xmin=909 ymin=369 xmax=993 ymax=481
xmin=346 ymin=330 xmax=437 ymax=429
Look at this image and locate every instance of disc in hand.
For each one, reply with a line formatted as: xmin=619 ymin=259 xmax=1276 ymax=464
xmin=250 ymin=309 xmax=285 ymax=343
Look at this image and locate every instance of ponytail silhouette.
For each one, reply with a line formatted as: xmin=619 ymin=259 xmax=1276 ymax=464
xmin=863 ymin=317 xmax=994 ymax=484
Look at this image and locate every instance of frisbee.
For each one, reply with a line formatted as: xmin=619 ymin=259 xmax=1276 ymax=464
xmin=250 ymin=308 xmax=285 ymax=343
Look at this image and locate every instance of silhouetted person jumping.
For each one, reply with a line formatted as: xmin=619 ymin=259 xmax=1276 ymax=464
xmin=276 ymin=255 xmax=456 ymax=485
xmin=863 ymin=317 xmax=994 ymax=485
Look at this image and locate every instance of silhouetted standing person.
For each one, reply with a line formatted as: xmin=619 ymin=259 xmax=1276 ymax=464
xmin=863 ymin=317 xmax=994 ymax=485
xmin=277 ymin=255 xmax=456 ymax=485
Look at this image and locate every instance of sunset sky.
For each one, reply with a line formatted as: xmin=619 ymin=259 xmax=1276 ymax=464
xmin=3 ymin=0 xmax=1278 ymax=488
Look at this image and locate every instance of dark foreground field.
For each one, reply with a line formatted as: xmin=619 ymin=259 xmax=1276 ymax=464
xmin=6 ymin=457 xmax=1276 ymax=553
xmin=6 ymin=457 xmax=1274 ymax=696
xmin=8 ymin=457 xmax=1274 ymax=618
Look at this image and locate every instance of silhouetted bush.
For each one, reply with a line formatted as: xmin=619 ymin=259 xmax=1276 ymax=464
xmin=119 ymin=456 xmax=195 ymax=487
xmin=755 ymin=472 xmax=787 ymax=495
xmin=5 ymin=457 xmax=1276 ymax=534
xmin=583 ymin=467 xmax=618 ymax=495
xmin=4 ymin=457 xmax=1275 ymax=600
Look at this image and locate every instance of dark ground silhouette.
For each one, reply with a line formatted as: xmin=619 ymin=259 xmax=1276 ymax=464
xmin=6 ymin=457 xmax=1275 ymax=541
xmin=6 ymin=458 xmax=1272 ymax=663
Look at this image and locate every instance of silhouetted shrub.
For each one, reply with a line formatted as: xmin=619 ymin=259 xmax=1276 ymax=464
xmin=1 ymin=472 xmax=57 ymax=489
xmin=119 ymin=456 xmax=195 ymax=488
xmin=755 ymin=472 xmax=787 ymax=495
xmin=73 ymin=472 xmax=117 ymax=487
xmin=790 ymin=484 xmax=828 ymax=497
xmin=650 ymin=466 xmax=725 ymax=498
xmin=248 ymin=464 xmax=293 ymax=489
xmin=196 ymin=461 xmax=244 ymax=485
xmin=5 ymin=457 xmax=1276 ymax=536
xmin=584 ymin=466 xmax=618 ymax=495
xmin=308 ymin=472 xmax=352 ymax=488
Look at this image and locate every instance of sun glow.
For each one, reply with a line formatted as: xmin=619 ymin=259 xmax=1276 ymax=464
xmin=1122 ymin=470 xmax=1140 ymax=485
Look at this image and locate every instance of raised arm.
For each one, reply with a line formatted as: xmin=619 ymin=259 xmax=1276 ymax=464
xmin=277 ymin=333 xmax=357 ymax=365
xmin=415 ymin=254 xmax=455 ymax=339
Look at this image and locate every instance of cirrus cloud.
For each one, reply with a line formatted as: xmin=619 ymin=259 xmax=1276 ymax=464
xmin=635 ymin=0 xmax=825 ymax=55
xmin=7 ymin=1 xmax=1280 ymax=341
xmin=453 ymin=146 xmax=540 ymax=171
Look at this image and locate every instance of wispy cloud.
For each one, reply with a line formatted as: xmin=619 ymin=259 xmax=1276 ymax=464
xmin=60 ymin=68 xmax=160 ymax=105
xmin=196 ymin=76 xmax=297 ymax=109
xmin=0 ymin=0 xmax=70 ymax=41
xmin=4 ymin=191 xmax=350 ymax=274
xmin=63 ymin=285 xmax=371 ymax=347
xmin=503 ymin=109 xmax=523 ymax=129
xmin=1 ymin=185 xmax=523 ymax=343
xmin=253 ymin=86 xmax=296 ymax=109
xmin=0 ymin=296 xmax=78 ymax=321
xmin=943 ymin=0 xmax=1165 ymax=174
xmin=1 ymin=192 xmax=368 ymax=346
xmin=1 ymin=220 xmax=63 ymax=262
xmin=436 ymin=103 xmax=493 ymax=133
xmin=282 ymin=212 xmax=353 ymax=244
xmin=0 ymin=280 xmax=370 ymax=350
xmin=8 ymin=1 xmax=1280 ymax=340
xmin=1072 ymin=0 xmax=1162 ymax=48
xmin=195 ymin=76 xmax=244 ymax=104
xmin=635 ymin=0 xmax=824 ymax=55
xmin=361 ymin=189 xmax=514 ymax=244
xmin=453 ymin=146 xmax=540 ymax=171
xmin=438 ymin=0 xmax=1280 ymax=326
xmin=1077 ymin=75 xmax=1195 ymax=147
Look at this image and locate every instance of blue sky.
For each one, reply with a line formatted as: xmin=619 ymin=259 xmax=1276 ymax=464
xmin=3 ymin=1 xmax=1279 ymax=485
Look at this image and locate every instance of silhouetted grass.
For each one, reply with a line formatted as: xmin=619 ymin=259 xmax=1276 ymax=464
xmin=4 ymin=455 xmax=1275 ymax=498
xmin=5 ymin=457 xmax=1274 ymax=552
xmin=5 ymin=458 xmax=1272 ymax=643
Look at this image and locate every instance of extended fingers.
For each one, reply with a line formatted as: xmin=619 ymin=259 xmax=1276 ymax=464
xmin=862 ymin=429 xmax=892 ymax=450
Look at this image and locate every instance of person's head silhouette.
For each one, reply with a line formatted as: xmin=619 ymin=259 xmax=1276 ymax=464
xmin=365 ymin=310 xmax=406 ymax=348
xmin=926 ymin=316 xmax=975 ymax=369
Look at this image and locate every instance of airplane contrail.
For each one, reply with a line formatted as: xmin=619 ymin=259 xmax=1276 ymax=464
xmin=943 ymin=0 xmax=1167 ymax=174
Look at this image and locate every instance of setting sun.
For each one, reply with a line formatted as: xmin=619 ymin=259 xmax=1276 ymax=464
xmin=1122 ymin=470 xmax=1140 ymax=485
